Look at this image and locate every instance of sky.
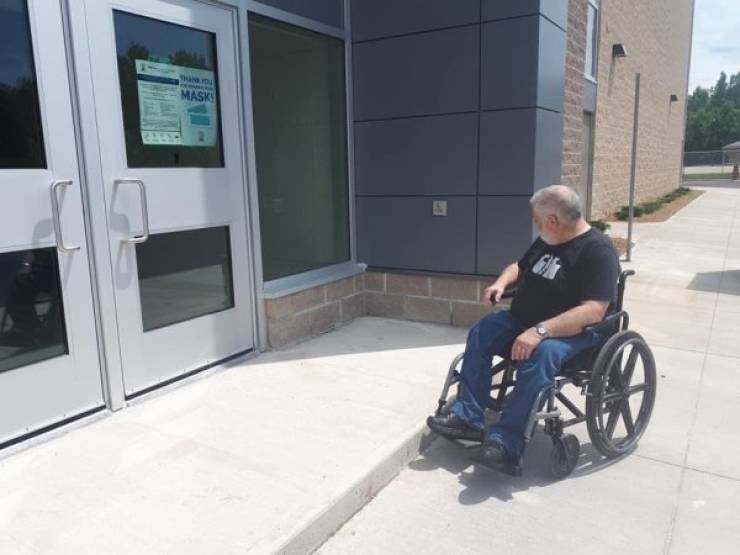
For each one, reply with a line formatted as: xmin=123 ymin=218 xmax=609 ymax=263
xmin=689 ymin=0 xmax=740 ymax=91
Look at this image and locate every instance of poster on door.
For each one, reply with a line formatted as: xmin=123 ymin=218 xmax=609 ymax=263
xmin=136 ymin=60 xmax=218 ymax=147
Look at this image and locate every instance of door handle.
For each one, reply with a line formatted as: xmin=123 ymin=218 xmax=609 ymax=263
xmin=114 ymin=178 xmax=150 ymax=244
xmin=49 ymin=179 xmax=81 ymax=253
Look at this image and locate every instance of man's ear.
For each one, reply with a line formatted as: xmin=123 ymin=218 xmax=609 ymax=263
xmin=547 ymin=214 xmax=559 ymax=227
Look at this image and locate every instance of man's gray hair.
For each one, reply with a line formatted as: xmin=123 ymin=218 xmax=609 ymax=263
xmin=530 ymin=185 xmax=583 ymax=224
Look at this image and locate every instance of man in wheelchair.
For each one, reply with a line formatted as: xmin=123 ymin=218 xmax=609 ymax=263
xmin=428 ymin=185 xmax=621 ymax=475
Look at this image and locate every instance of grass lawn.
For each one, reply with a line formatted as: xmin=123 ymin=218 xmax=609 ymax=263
xmin=683 ymin=172 xmax=733 ymax=181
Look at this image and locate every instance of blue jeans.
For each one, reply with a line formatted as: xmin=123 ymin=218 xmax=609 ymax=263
xmin=450 ymin=310 xmax=602 ymax=456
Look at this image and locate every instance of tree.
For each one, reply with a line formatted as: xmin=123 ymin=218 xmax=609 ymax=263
xmin=688 ymin=86 xmax=709 ymax=112
xmin=711 ymin=71 xmax=729 ymax=107
xmin=686 ymin=71 xmax=740 ymax=151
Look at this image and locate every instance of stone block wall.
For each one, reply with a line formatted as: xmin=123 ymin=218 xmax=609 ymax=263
xmin=265 ymin=275 xmax=366 ymax=348
xmin=265 ymin=271 xmax=507 ymax=349
xmin=366 ymin=272 xmax=495 ymax=328
xmin=590 ymin=0 xmax=694 ymax=218
xmin=561 ymin=0 xmax=588 ymax=192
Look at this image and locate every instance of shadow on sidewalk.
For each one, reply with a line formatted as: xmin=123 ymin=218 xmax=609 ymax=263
xmin=688 ymin=269 xmax=740 ymax=295
xmin=243 ymin=316 xmax=467 ymax=365
xmin=408 ymin=431 xmax=629 ymax=504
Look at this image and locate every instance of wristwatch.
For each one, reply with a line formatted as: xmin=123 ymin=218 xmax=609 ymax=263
xmin=535 ymin=324 xmax=550 ymax=339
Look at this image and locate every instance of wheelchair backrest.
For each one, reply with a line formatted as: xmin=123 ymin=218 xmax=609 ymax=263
xmin=614 ymin=270 xmax=635 ymax=313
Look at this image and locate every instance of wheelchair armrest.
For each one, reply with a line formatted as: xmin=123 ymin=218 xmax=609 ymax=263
xmin=584 ymin=311 xmax=628 ymax=334
xmin=500 ymin=287 xmax=517 ymax=300
xmin=488 ymin=287 xmax=518 ymax=306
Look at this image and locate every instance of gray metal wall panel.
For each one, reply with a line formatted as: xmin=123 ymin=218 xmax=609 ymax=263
xmin=254 ymin=0 xmax=344 ymax=28
xmin=479 ymin=109 xmax=536 ymax=195
xmin=481 ymin=16 xmax=565 ymax=112
xmin=353 ymin=27 xmax=480 ymax=120
xmin=534 ymin=109 xmax=564 ymax=190
xmin=537 ymin=17 xmax=566 ymax=112
xmin=351 ymin=0 xmax=480 ymax=42
xmin=357 ymin=197 xmax=477 ymax=273
xmin=583 ymin=79 xmax=597 ymax=113
xmin=480 ymin=18 xmax=539 ymax=110
xmin=539 ymin=0 xmax=568 ymax=30
xmin=477 ymin=197 xmax=533 ymax=274
xmin=351 ymin=3 xmax=567 ymax=277
xmin=481 ymin=0 xmax=567 ymax=30
xmin=355 ymin=113 xmax=478 ymax=196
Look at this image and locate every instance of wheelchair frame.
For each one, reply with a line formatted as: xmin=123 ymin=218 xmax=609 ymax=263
xmin=434 ymin=271 xmax=657 ymax=479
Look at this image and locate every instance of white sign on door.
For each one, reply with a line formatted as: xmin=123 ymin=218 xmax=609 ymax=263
xmin=136 ymin=59 xmax=218 ymax=146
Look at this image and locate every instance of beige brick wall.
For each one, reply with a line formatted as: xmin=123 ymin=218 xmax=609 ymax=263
xmin=265 ymin=275 xmax=365 ymax=348
xmin=561 ymin=0 xmax=589 ymax=191
xmin=590 ymin=0 xmax=694 ymax=218
xmin=264 ymin=271 xmax=507 ymax=349
xmin=365 ymin=272 xmax=497 ymax=328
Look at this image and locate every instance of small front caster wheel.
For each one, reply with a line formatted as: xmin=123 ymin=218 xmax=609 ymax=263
xmin=549 ymin=434 xmax=580 ymax=479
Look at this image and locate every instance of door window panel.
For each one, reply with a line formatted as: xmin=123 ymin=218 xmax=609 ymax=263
xmin=114 ymin=10 xmax=224 ymax=167
xmin=0 ymin=248 xmax=68 ymax=373
xmin=136 ymin=226 xmax=235 ymax=331
xmin=0 ymin=0 xmax=46 ymax=169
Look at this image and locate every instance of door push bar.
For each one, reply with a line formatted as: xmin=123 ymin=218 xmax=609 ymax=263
xmin=114 ymin=178 xmax=150 ymax=244
xmin=49 ymin=179 xmax=81 ymax=254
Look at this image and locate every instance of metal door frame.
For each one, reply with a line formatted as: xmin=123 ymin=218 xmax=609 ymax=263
xmin=61 ymin=0 xmax=355 ymax=411
xmin=62 ymin=0 xmax=262 ymax=411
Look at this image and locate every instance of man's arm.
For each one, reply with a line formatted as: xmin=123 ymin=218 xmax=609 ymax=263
xmin=540 ymin=300 xmax=609 ymax=338
xmin=510 ymin=300 xmax=609 ymax=361
xmin=482 ymin=262 xmax=521 ymax=306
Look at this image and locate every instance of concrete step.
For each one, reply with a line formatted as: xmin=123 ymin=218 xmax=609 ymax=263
xmin=0 ymin=317 xmax=466 ymax=554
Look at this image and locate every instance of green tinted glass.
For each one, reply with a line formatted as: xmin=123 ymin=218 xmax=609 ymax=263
xmin=249 ymin=14 xmax=350 ymax=281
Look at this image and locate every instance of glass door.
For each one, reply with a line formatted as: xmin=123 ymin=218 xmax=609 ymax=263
xmin=82 ymin=0 xmax=254 ymax=396
xmin=0 ymin=0 xmax=104 ymax=444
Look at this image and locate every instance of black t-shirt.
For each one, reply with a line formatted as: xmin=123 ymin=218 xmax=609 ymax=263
xmin=510 ymin=228 xmax=621 ymax=328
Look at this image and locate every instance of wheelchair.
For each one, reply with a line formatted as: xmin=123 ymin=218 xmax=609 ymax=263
xmin=434 ymin=270 xmax=657 ymax=479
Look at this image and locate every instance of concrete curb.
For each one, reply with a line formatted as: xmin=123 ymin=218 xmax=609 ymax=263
xmin=266 ymin=421 xmax=437 ymax=555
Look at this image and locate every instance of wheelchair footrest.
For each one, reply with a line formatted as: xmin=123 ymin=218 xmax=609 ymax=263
xmin=534 ymin=409 xmax=561 ymax=421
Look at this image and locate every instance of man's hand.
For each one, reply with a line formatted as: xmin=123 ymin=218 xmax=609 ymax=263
xmin=482 ymin=283 xmax=507 ymax=306
xmin=482 ymin=262 xmax=521 ymax=307
xmin=511 ymin=328 xmax=543 ymax=361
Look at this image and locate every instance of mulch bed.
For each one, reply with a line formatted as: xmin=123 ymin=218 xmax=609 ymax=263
xmin=608 ymin=189 xmax=705 ymax=224
xmin=604 ymin=188 xmax=706 ymax=256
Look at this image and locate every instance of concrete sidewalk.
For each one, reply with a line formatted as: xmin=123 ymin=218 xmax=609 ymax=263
xmin=319 ymin=182 xmax=740 ymax=555
xmin=2 ymin=183 xmax=738 ymax=554
xmin=0 ymin=318 xmax=466 ymax=554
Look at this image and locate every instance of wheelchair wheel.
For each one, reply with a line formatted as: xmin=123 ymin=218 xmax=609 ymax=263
xmin=549 ymin=434 xmax=580 ymax=479
xmin=586 ymin=330 xmax=657 ymax=459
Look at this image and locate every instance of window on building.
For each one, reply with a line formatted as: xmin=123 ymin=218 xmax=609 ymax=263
xmin=0 ymin=0 xmax=46 ymax=169
xmin=585 ymin=1 xmax=599 ymax=80
xmin=248 ymin=14 xmax=350 ymax=282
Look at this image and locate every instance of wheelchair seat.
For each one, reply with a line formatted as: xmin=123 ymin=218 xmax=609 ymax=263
xmin=559 ymin=344 xmax=600 ymax=376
